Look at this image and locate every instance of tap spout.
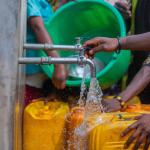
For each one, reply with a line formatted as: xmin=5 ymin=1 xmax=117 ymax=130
xmin=19 ymin=57 xmax=80 ymax=64
xmin=18 ymin=56 xmax=96 ymax=78
xmin=85 ymin=58 xmax=96 ymax=78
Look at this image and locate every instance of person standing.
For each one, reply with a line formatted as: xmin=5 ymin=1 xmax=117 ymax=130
xmin=25 ymin=0 xmax=67 ymax=105
xmin=116 ymin=0 xmax=150 ymax=103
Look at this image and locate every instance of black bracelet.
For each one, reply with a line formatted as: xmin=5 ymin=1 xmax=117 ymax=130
xmin=114 ymin=95 xmax=126 ymax=108
xmin=116 ymin=36 xmax=121 ymax=54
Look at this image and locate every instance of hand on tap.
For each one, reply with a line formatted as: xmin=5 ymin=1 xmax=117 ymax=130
xmin=83 ymin=37 xmax=119 ymax=58
xmin=83 ymin=32 xmax=150 ymax=58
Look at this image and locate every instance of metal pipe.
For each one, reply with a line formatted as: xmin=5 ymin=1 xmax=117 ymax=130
xmin=19 ymin=57 xmax=79 ymax=64
xmin=18 ymin=57 xmax=96 ymax=78
xmin=86 ymin=59 xmax=96 ymax=78
xmin=23 ymin=43 xmax=83 ymax=51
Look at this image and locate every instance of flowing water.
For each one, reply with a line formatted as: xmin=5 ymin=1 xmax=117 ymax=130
xmin=78 ymin=66 xmax=87 ymax=107
xmin=78 ymin=65 xmax=104 ymax=113
xmin=85 ymin=77 xmax=104 ymax=115
xmin=75 ymin=77 xmax=104 ymax=134
xmin=65 ymin=64 xmax=105 ymax=150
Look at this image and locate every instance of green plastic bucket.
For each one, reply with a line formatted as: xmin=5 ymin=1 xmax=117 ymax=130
xmin=38 ymin=0 xmax=131 ymax=89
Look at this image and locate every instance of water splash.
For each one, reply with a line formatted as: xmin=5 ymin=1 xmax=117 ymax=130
xmin=85 ymin=77 xmax=104 ymax=116
xmin=65 ymin=64 xmax=105 ymax=150
xmin=75 ymin=78 xmax=104 ymax=139
xmin=78 ymin=65 xmax=87 ymax=107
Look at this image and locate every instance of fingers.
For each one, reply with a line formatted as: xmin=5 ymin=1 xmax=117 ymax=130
xmin=124 ymin=127 xmax=142 ymax=149
xmin=105 ymin=106 xmax=120 ymax=113
xmin=52 ymin=76 xmax=66 ymax=90
xmin=85 ymin=44 xmax=109 ymax=58
xmin=134 ymin=114 xmax=144 ymax=120
xmin=101 ymin=100 xmax=109 ymax=112
xmin=52 ymin=72 xmax=66 ymax=89
xmin=57 ymin=80 xmax=66 ymax=89
xmin=83 ymin=39 xmax=98 ymax=47
xmin=84 ymin=51 xmax=94 ymax=59
xmin=101 ymin=99 xmax=109 ymax=111
xmin=59 ymin=80 xmax=66 ymax=89
xmin=101 ymin=99 xmax=121 ymax=113
xmin=144 ymin=136 xmax=150 ymax=150
xmin=102 ymin=104 xmax=111 ymax=113
xmin=52 ymin=64 xmax=67 ymax=89
xmin=84 ymin=37 xmax=117 ymax=58
xmin=121 ymin=121 xmax=139 ymax=137
xmin=89 ymin=45 xmax=105 ymax=54
xmin=84 ymin=38 xmax=105 ymax=57
xmin=133 ymin=132 xmax=146 ymax=150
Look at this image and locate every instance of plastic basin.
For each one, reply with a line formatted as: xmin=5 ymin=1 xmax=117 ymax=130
xmin=38 ymin=0 xmax=131 ymax=89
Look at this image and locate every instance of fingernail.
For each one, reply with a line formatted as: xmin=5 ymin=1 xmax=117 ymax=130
xmin=89 ymin=50 xmax=93 ymax=54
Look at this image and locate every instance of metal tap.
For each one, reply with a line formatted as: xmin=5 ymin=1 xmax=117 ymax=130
xmin=19 ymin=38 xmax=96 ymax=78
xmin=75 ymin=37 xmax=85 ymax=67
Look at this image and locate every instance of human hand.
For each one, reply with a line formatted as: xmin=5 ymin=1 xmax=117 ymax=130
xmin=52 ymin=64 xmax=67 ymax=89
xmin=114 ymin=1 xmax=131 ymax=20
xmin=102 ymin=98 xmax=122 ymax=112
xmin=121 ymin=114 xmax=150 ymax=150
xmin=83 ymin=37 xmax=118 ymax=58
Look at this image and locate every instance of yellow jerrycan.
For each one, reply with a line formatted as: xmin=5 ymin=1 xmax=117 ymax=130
xmin=23 ymin=100 xmax=69 ymax=150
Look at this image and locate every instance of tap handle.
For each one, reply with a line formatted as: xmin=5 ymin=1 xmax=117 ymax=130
xmin=75 ymin=37 xmax=94 ymax=51
xmin=75 ymin=37 xmax=91 ymax=44
xmin=84 ymin=46 xmax=94 ymax=51
xmin=75 ymin=37 xmax=82 ymax=45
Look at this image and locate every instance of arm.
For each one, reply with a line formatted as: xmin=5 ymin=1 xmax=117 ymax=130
xmin=102 ymin=61 xmax=150 ymax=112
xmin=119 ymin=65 xmax=150 ymax=102
xmin=120 ymin=63 xmax=150 ymax=150
xmin=28 ymin=16 xmax=59 ymax=57
xmin=121 ymin=32 xmax=150 ymax=51
xmin=28 ymin=16 xmax=67 ymax=89
xmin=84 ymin=32 xmax=150 ymax=57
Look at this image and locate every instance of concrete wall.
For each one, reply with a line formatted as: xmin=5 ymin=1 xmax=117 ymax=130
xmin=0 ymin=0 xmax=26 ymax=149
